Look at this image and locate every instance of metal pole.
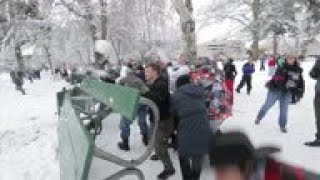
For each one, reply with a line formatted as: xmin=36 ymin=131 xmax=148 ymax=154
xmin=94 ymin=97 xmax=159 ymax=168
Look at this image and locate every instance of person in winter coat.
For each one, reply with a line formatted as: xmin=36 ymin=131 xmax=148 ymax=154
xmin=144 ymin=63 xmax=175 ymax=179
xmin=135 ymin=64 xmax=146 ymax=82
xmin=117 ymin=70 xmax=149 ymax=151
xmin=268 ymin=56 xmax=277 ymax=76
xmin=277 ymin=56 xmax=286 ymax=68
xmin=260 ymin=54 xmax=267 ymax=71
xmin=210 ymin=131 xmax=320 ymax=180
xmin=236 ymin=60 xmax=255 ymax=95
xmin=13 ymin=71 xmax=26 ymax=95
xmin=171 ymin=75 xmax=212 ymax=180
xmin=224 ymin=58 xmax=237 ymax=105
xmin=305 ymin=58 xmax=320 ymax=147
xmin=255 ymin=55 xmax=305 ymax=133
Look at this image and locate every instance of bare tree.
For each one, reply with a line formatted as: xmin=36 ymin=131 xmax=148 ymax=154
xmin=172 ymin=0 xmax=197 ymax=63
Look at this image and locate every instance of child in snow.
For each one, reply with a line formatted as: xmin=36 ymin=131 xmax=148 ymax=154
xmin=236 ymin=60 xmax=255 ymax=95
xmin=255 ymin=55 xmax=305 ymax=133
xmin=305 ymin=58 xmax=320 ymax=147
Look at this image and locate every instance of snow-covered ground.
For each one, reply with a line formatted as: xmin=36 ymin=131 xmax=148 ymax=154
xmin=0 ymin=61 xmax=319 ymax=180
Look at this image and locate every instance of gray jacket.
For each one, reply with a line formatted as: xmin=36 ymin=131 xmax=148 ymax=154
xmin=310 ymin=59 xmax=320 ymax=93
xmin=119 ymin=72 xmax=149 ymax=94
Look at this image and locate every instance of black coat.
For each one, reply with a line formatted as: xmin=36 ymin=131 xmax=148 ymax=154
xmin=224 ymin=62 xmax=237 ymax=80
xmin=171 ymin=84 xmax=212 ymax=157
xmin=267 ymin=64 xmax=305 ymax=101
xmin=310 ymin=59 xmax=320 ymax=93
xmin=144 ymin=78 xmax=170 ymax=121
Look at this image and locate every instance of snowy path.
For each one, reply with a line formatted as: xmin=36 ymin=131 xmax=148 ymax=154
xmin=0 ymin=73 xmax=66 ymax=180
xmin=0 ymin=61 xmax=319 ymax=180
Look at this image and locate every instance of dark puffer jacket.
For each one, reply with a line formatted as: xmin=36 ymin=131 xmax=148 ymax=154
xmin=144 ymin=78 xmax=170 ymax=121
xmin=171 ymin=84 xmax=212 ymax=157
xmin=267 ymin=64 xmax=305 ymax=101
xmin=310 ymin=59 xmax=320 ymax=93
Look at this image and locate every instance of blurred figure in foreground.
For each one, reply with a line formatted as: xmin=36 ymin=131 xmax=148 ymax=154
xmin=305 ymin=58 xmax=320 ymax=147
xmin=210 ymin=131 xmax=320 ymax=180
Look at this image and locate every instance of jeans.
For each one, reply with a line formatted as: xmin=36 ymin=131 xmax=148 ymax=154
xmin=315 ymin=93 xmax=320 ymax=140
xmin=179 ymin=155 xmax=204 ymax=180
xmin=269 ymin=67 xmax=276 ymax=76
xmin=257 ymin=90 xmax=291 ymax=128
xmin=120 ymin=104 xmax=148 ymax=140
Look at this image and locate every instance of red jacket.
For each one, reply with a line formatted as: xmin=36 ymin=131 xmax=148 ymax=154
xmin=264 ymin=158 xmax=318 ymax=180
xmin=268 ymin=58 xmax=277 ymax=67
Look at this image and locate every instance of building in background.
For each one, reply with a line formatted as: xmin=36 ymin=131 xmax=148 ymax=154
xmin=198 ymin=40 xmax=245 ymax=60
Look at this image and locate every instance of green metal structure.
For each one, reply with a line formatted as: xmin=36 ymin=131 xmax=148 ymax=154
xmin=57 ymin=79 xmax=159 ymax=180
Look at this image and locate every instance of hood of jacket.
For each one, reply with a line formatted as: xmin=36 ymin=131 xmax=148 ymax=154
xmin=177 ymin=84 xmax=205 ymax=98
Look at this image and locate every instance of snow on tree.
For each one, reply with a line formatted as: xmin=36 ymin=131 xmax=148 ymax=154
xmin=171 ymin=0 xmax=197 ymax=63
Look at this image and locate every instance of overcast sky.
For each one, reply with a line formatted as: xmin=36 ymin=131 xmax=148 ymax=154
xmin=193 ymin=0 xmax=241 ymax=43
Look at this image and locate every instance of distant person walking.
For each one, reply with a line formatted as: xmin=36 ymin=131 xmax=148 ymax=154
xmin=268 ymin=56 xmax=277 ymax=76
xmin=224 ymin=58 xmax=237 ymax=105
xmin=12 ymin=71 xmax=26 ymax=95
xmin=236 ymin=60 xmax=255 ymax=95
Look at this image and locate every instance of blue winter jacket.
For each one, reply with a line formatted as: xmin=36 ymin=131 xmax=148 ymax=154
xmin=171 ymin=84 xmax=212 ymax=157
xmin=242 ymin=62 xmax=255 ymax=75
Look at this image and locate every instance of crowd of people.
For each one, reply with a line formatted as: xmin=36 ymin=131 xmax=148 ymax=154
xmin=8 ymin=52 xmax=320 ymax=179
xmin=106 ymin=53 xmax=320 ymax=179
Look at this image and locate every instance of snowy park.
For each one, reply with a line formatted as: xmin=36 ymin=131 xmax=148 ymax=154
xmin=0 ymin=61 xmax=320 ymax=180
xmin=1 ymin=0 xmax=320 ymax=180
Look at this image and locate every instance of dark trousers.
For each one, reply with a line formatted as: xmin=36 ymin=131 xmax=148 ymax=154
xmin=155 ymin=119 xmax=174 ymax=171
xmin=179 ymin=155 xmax=204 ymax=180
xmin=237 ymin=75 xmax=252 ymax=94
xmin=315 ymin=93 xmax=320 ymax=140
xmin=260 ymin=61 xmax=265 ymax=71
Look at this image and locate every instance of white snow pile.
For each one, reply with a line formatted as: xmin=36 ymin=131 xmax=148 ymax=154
xmin=0 ymin=72 xmax=67 ymax=180
xmin=0 ymin=61 xmax=319 ymax=180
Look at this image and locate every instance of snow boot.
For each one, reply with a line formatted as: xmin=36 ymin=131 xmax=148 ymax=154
xmin=118 ymin=139 xmax=130 ymax=151
xmin=305 ymin=140 xmax=320 ymax=147
xmin=255 ymin=119 xmax=260 ymax=125
xmin=280 ymin=128 xmax=287 ymax=134
xmin=157 ymin=169 xmax=175 ymax=180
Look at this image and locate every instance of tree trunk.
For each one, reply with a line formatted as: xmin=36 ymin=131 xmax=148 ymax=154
xmin=44 ymin=46 xmax=53 ymax=74
xmin=251 ymin=0 xmax=261 ymax=61
xmin=273 ymin=32 xmax=278 ymax=55
xmin=178 ymin=0 xmax=197 ymax=64
xmin=99 ymin=0 xmax=107 ymax=40
xmin=251 ymin=30 xmax=259 ymax=61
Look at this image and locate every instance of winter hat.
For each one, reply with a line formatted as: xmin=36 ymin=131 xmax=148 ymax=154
xmin=176 ymin=74 xmax=191 ymax=89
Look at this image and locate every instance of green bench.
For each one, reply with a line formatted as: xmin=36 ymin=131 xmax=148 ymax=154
xmin=57 ymin=79 xmax=159 ymax=180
